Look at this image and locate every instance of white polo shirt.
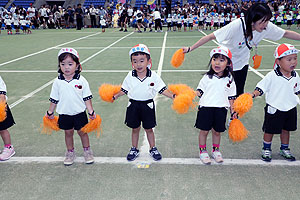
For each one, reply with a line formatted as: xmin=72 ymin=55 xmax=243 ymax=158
xmin=214 ymin=18 xmax=285 ymax=71
xmin=49 ymin=74 xmax=93 ymax=115
xmin=255 ymin=66 xmax=300 ymax=111
xmin=121 ymin=69 xmax=167 ymax=101
xmin=197 ymin=74 xmax=236 ymax=108
xmin=0 ymin=76 xmax=8 ymax=100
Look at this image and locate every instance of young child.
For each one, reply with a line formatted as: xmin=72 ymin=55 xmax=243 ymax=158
xmin=195 ymin=46 xmax=237 ymax=164
xmin=4 ymin=14 xmax=12 ymax=35
xmin=113 ymin=44 xmax=175 ymax=161
xmin=252 ymin=43 xmax=300 ymax=162
xmin=46 ymin=48 xmax=96 ymax=166
xmin=100 ymin=15 xmax=107 ymax=32
xmin=0 ymin=76 xmax=16 ymax=161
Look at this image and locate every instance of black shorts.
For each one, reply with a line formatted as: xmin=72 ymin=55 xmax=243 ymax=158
xmin=276 ymin=22 xmax=281 ymax=26
xmin=194 ymin=106 xmax=227 ymax=132
xmin=167 ymin=22 xmax=172 ymax=27
xmin=213 ymin=22 xmax=219 ymax=27
xmin=6 ymin=25 xmax=11 ymax=30
xmin=189 ymin=23 xmax=193 ymax=27
xmin=137 ymin=19 xmax=142 ymax=23
xmin=125 ymin=99 xmax=156 ymax=129
xmin=287 ymin=20 xmax=292 ymax=25
xmin=206 ymin=22 xmax=210 ymax=26
xmin=0 ymin=105 xmax=15 ymax=131
xmin=262 ymin=105 xmax=297 ymax=134
xmin=58 ymin=111 xmax=88 ymax=130
xmin=177 ymin=23 xmax=182 ymax=28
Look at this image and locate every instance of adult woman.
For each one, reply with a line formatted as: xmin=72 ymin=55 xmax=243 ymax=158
xmin=183 ymin=3 xmax=300 ymax=96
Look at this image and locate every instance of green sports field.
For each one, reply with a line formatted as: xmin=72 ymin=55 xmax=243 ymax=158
xmin=1 ymin=27 xmax=300 ymax=200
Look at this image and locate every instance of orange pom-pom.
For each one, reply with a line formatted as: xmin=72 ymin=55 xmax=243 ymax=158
xmin=41 ymin=116 xmax=60 ymax=135
xmin=0 ymin=101 xmax=7 ymax=122
xmin=168 ymin=84 xmax=196 ymax=96
xmin=172 ymin=93 xmax=196 ymax=114
xmin=171 ymin=49 xmax=185 ymax=68
xmin=252 ymin=55 xmax=262 ymax=69
xmin=233 ymin=93 xmax=253 ymax=118
xmin=99 ymin=84 xmax=121 ymax=103
xmin=228 ymin=119 xmax=249 ymax=142
xmin=81 ymin=114 xmax=102 ymax=138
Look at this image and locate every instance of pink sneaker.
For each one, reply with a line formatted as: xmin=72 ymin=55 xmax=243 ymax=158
xmin=0 ymin=146 xmax=15 ymax=161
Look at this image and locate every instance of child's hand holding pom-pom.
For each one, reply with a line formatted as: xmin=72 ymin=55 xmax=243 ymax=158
xmin=171 ymin=49 xmax=185 ymax=68
xmin=81 ymin=114 xmax=102 ymax=138
xmin=233 ymin=93 xmax=253 ymax=118
xmin=41 ymin=115 xmax=60 ymax=135
xmin=99 ymin=84 xmax=121 ymax=103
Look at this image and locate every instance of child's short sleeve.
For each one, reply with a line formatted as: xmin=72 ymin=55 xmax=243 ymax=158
xmin=294 ymin=73 xmax=300 ymax=95
xmin=49 ymin=79 xmax=59 ymax=104
xmin=197 ymin=75 xmax=207 ymax=95
xmin=0 ymin=76 xmax=7 ymax=95
xmin=256 ymin=72 xmax=272 ymax=95
xmin=81 ymin=76 xmax=93 ymax=101
xmin=153 ymin=72 xmax=167 ymax=94
xmin=228 ymin=79 xmax=237 ymax=99
xmin=121 ymin=72 xmax=131 ymax=94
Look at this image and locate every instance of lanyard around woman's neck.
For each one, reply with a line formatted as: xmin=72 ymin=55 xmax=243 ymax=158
xmin=240 ymin=18 xmax=252 ymax=50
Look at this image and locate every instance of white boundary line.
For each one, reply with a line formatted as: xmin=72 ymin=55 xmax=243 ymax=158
xmin=0 ymin=32 xmax=101 ymax=67
xmin=9 ymin=32 xmax=133 ymax=109
xmin=4 ymin=156 xmax=300 ymax=166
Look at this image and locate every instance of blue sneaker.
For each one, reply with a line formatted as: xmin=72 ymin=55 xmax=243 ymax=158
xmin=149 ymin=147 xmax=162 ymax=161
xmin=127 ymin=147 xmax=139 ymax=161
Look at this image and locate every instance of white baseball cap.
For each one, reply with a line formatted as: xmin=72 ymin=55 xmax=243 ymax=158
xmin=274 ymin=43 xmax=299 ymax=59
xmin=210 ymin=46 xmax=232 ymax=60
xmin=129 ymin=44 xmax=151 ymax=57
xmin=58 ymin=48 xmax=79 ymax=59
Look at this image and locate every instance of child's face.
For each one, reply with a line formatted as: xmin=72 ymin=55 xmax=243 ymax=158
xmin=211 ymin=56 xmax=228 ymax=76
xmin=276 ymin=54 xmax=298 ymax=74
xmin=59 ymin=55 xmax=78 ymax=78
xmin=131 ymin=54 xmax=151 ymax=74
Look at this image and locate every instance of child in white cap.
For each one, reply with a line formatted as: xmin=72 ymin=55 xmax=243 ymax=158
xmin=195 ymin=46 xmax=237 ymax=164
xmin=252 ymin=43 xmax=300 ymax=162
xmin=113 ymin=44 xmax=175 ymax=161
xmin=45 ymin=48 xmax=97 ymax=166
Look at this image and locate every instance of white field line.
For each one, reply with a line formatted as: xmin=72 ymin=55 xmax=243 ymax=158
xmin=0 ymin=32 xmax=101 ymax=67
xmin=4 ymin=156 xmax=300 ymax=166
xmin=9 ymin=32 xmax=133 ymax=109
xmin=51 ymin=44 xmax=289 ymax=50
xmin=138 ymin=32 xmax=168 ymax=163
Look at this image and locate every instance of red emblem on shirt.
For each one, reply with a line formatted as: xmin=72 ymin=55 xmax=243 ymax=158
xmin=295 ymin=83 xmax=298 ymax=88
xmin=150 ymin=83 xmax=154 ymax=86
xmin=75 ymin=85 xmax=82 ymax=89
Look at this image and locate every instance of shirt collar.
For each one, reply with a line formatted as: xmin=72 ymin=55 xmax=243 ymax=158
xmin=274 ymin=65 xmax=296 ymax=78
xmin=58 ymin=73 xmax=80 ymax=81
xmin=132 ymin=68 xmax=152 ymax=77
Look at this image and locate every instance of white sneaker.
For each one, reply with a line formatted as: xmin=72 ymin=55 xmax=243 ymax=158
xmin=64 ymin=151 xmax=76 ymax=166
xmin=199 ymin=152 xmax=211 ymax=164
xmin=212 ymin=150 xmax=224 ymax=163
xmin=83 ymin=149 xmax=94 ymax=164
xmin=0 ymin=146 xmax=15 ymax=161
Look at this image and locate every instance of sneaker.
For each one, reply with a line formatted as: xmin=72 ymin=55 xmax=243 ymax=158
xmin=261 ymin=148 xmax=272 ymax=162
xmin=0 ymin=146 xmax=15 ymax=161
xmin=124 ymin=29 xmax=128 ymax=32
xmin=119 ymin=28 xmax=123 ymax=31
xmin=127 ymin=147 xmax=139 ymax=161
xmin=199 ymin=151 xmax=211 ymax=164
xmin=83 ymin=149 xmax=94 ymax=164
xmin=64 ymin=151 xmax=76 ymax=166
xmin=279 ymin=148 xmax=296 ymax=161
xmin=212 ymin=150 xmax=224 ymax=163
xmin=149 ymin=147 xmax=162 ymax=161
